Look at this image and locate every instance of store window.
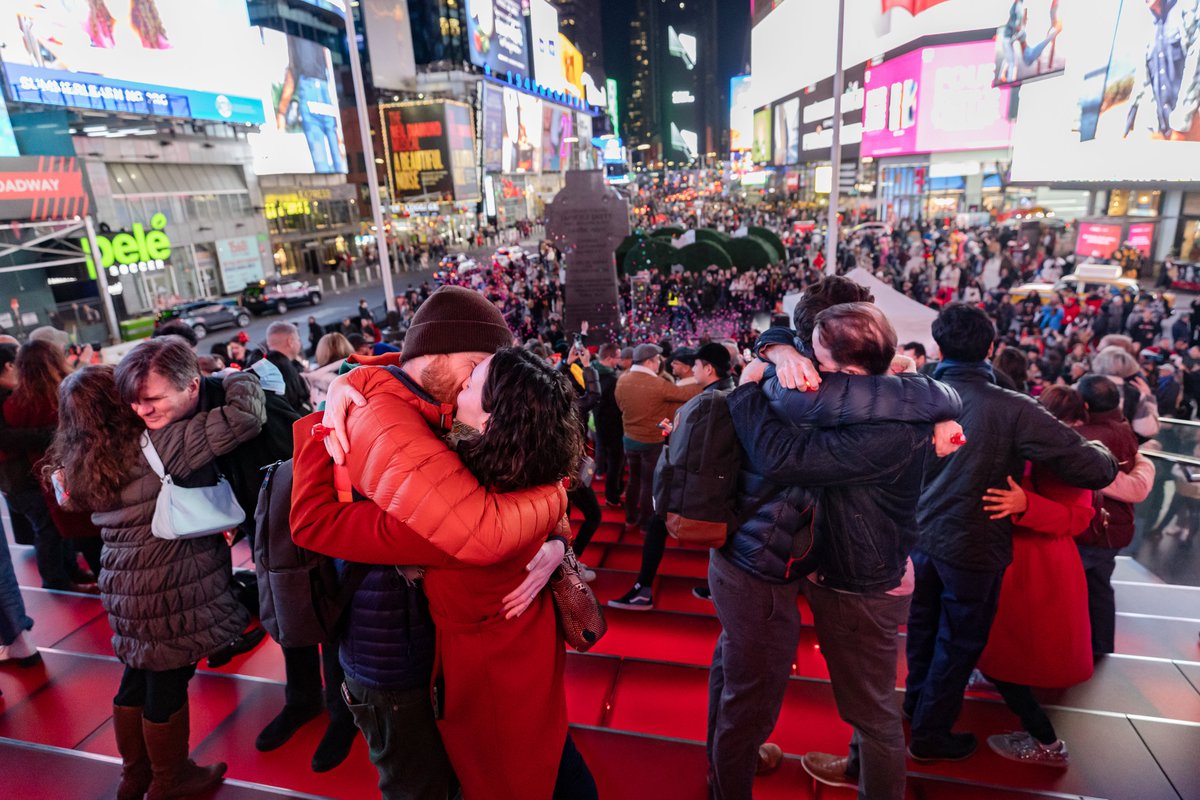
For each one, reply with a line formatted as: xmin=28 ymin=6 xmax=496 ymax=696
xmin=1107 ymin=190 xmax=1161 ymax=217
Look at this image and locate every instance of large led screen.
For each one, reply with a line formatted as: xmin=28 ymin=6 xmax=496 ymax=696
xmin=993 ymin=0 xmax=1066 ymax=87
xmin=730 ymin=75 xmax=754 ymax=152
xmin=799 ymin=65 xmax=866 ymax=161
xmin=465 ymin=0 xmax=529 ymax=78
xmin=530 ymin=0 xmax=566 ymax=93
xmin=1010 ymin=0 xmax=1200 ymax=183
xmin=248 ymin=29 xmax=346 ymax=175
xmin=772 ymin=98 xmax=800 ymax=166
xmin=861 ymin=41 xmax=1014 ymax=157
xmin=363 ymin=0 xmax=417 ymax=90
xmin=481 ymin=84 xmax=505 ymax=172
xmin=752 ymin=107 xmax=773 ymax=164
xmin=502 ymin=87 xmax=543 ymax=173
xmin=0 ymin=0 xmax=264 ymax=124
xmin=381 ymin=102 xmax=478 ymax=201
xmin=542 ymin=105 xmax=574 ymax=172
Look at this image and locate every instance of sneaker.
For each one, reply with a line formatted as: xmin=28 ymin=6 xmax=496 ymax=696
xmin=692 ymin=586 xmax=712 ymax=601
xmin=801 ymin=752 xmax=858 ymax=789
xmin=908 ymin=732 xmax=978 ymax=763
xmin=578 ymin=563 xmax=597 ymax=583
xmin=987 ymin=732 xmax=1070 ymax=767
xmin=756 ymin=743 xmax=783 ymax=776
xmin=607 ymin=583 xmax=653 ymax=611
xmin=0 ymin=631 xmax=41 ymax=668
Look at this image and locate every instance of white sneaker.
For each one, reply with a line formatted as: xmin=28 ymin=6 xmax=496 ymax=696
xmin=578 ymin=563 xmax=597 ymax=583
xmin=987 ymin=732 xmax=1070 ymax=767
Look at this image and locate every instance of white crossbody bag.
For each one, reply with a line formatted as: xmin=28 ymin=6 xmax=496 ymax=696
xmin=140 ymin=432 xmax=245 ymax=540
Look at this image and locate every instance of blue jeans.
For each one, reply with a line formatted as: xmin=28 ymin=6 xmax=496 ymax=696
xmin=903 ymin=550 xmax=1004 ymax=746
xmin=298 ymin=77 xmax=346 ymax=173
xmin=0 ymin=520 xmax=33 ymax=645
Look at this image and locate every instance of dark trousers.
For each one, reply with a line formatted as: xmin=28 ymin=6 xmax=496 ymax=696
xmin=624 ymin=443 xmax=662 ymax=529
xmin=7 ymin=487 xmax=77 ymax=589
xmin=283 ymin=642 xmax=350 ymax=723
xmin=1077 ymin=545 xmax=1120 ymax=655
xmin=706 ymin=550 xmax=802 ymax=800
xmin=114 ymin=663 xmax=197 ymax=723
xmin=567 ymin=485 xmax=602 ymax=559
xmin=75 ymin=537 xmax=103 ymax=578
xmin=554 ymin=735 xmax=599 ymax=799
xmin=596 ymin=428 xmax=624 ymax=505
xmin=636 ymin=516 xmax=670 ymax=587
xmin=343 ymin=677 xmax=455 ymax=800
xmin=806 ymin=581 xmax=910 ymax=800
xmin=904 ymin=550 xmax=1005 ymax=746
xmin=983 ymin=675 xmax=1057 ymax=744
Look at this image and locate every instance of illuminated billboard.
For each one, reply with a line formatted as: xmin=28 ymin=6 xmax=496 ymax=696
xmin=993 ymin=0 xmax=1065 ymax=87
xmin=730 ymin=75 xmax=754 ymax=152
xmin=1010 ymin=0 xmax=1200 ymax=184
xmin=502 ymin=87 xmax=543 ymax=173
xmin=798 ymin=64 xmax=865 ymax=161
xmin=662 ymin=14 xmax=702 ymax=163
xmin=362 ymin=0 xmax=417 ymax=90
xmin=861 ymin=41 xmax=1014 ymax=157
xmin=248 ymin=29 xmax=346 ymax=175
xmin=530 ymin=0 xmax=565 ymax=93
xmin=380 ymin=102 xmax=478 ymax=202
xmin=752 ymin=107 xmax=773 ymax=163
xmin=772 ymin=97 xmax=800 ymax=165
xmin=481 ymin=84 xmax=505 ymax=172
xmin=0 ymin=0 xmax=264 ymax=124
xmin=465 ymin=0 xmax=529 ymax=78
xmin=542 ymin=106 xmax=575 ymax=171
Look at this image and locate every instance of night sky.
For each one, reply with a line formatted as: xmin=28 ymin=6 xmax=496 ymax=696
xmin=601 ymin=0 xmax=751 ymax=132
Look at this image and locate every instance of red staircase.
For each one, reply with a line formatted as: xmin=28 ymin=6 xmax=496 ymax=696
xmin=2 ymin=475 xmax=1199 ymax=799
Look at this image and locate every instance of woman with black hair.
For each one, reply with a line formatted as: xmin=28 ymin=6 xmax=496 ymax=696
xmin=293 ymin=346 xmax=597 ymax=799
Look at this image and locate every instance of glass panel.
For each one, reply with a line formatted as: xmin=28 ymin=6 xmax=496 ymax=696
xmin=1128 ymin=452 xmax=1200 ymax=585
xmin=1158 ymin=420 xmax=1200 ymax=458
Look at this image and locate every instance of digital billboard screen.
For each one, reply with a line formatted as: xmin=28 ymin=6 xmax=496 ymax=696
xmin=861 ymin=41 xmax=1014 ymax=158
xmin=481 ymin=84 xmax=505 ymax=172
xmin=530 ymin=0 xmax=566 ymax=93
xmin=730 ymin=75 xmax=754 ymax=152
xmin=772 ymin=98 xmax=800 ymax=166
xmin=993 ymin=0 xmax=1066 ymax=87
xmin=799 ymin=64 xmax=865 ymax=162
xmin=381 ymin=102 xmax=477 ymax=202
xmin=502 ymin=87 xmax=543 ymax=173
xmin=465 ymin=0 xmax=529 ymax=78
xmin=1074 ymin=222 xmax=1123 ymax=259
xmin=0 ymin=0 xmax=264 ymax=124
xmin=542 ymin=105 xmax=575 ymax=172
xmin=248 ymin=29 xmax=347 ymax=175
xmin=752 ymin=107 xmax=773 ymax=164
xmin=362 ymin=0 xmax=417 ymax=90
xmin=662 ymin=16 xmax=701 ymax=163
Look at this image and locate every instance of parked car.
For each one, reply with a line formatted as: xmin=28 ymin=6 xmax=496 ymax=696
xmin=241 ymin=278 xmax=322 ymax=315
xmin=155 ymin=299 xmax=250 ymax=340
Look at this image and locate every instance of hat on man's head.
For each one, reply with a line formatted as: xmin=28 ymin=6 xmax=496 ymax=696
xmin=620 ymin=347 xmax=634 ymax=360
xmin=669 ymin=347 xmax=698 ymax=366
xmin=695 ymin=342 xmax=732 ymax=378
xmin=632 ymin=343 xmax=662 ymax=363
xmin=402 ymin=286 xmax=513 ymax=361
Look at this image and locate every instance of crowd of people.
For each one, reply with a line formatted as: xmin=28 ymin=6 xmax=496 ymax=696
xmin=0 ymin=187 xmax=1189 ymax=800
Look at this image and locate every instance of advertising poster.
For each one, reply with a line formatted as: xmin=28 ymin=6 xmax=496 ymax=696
xmin=381 ymin=103 xmax=454 ymax=201
xmin=215 ymin=236 xmax=266 ymax=290
xmin=752 ymin=107 xmax=773 ymax=163
xmin=444 ymin=102 xmax=480 ymax=202
xmin=1127 ymin=222 xmax=1156 ymax=258
xmin=362 ymin=0 xmax=417 ymax=90
xmin=0 ymin=0 xmax=264 ymax=124
xmin=862 ymin=41 xmax=1013 ymax=157
xmin=730 ymin=75 xmax=754 ymax=152
xmin=465 ymin=0 xmax=529 ymax=78
xmin=1074 ymin=222 xmax=1123 ymax=259
xmin=1080 ymin=0 xmax=1200 ymax=144
xmin=799 ymin=64 xmax=865 ymax=161
xmin=576 ymin=113 xmax=594 ymax=169
xmin=502 ymin=87 xmax=543 ymax=173
xmin=248 ymin=29 xmax=347 ymax=175
xmin=0 ymin=156 xmax=89 ymax=221
xmin=993 ymin=0 xmax=1065 ymax=87
xmin=481 ymin=84 xmax=505 ymax=173
xmin=530 ymin=0 xmax=566 ymax=93
xmin=542 ymin=105 xmax=574 ymax=172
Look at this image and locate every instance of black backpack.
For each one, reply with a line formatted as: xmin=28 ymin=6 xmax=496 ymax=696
xmin=652 ymin=390 xmax=741 ymax=548
xmin=253 ymin=459 xmax=366 ymax=648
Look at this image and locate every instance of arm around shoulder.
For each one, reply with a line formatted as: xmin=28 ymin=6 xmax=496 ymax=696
xmin=149 ymin=371 xmax=266 ymax=478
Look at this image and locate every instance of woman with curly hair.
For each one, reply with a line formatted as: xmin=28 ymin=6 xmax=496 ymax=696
xmin=292 ymin=346 xmax=598 ymax=800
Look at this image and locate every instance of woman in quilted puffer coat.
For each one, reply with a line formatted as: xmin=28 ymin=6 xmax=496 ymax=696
xmin=292 ymin=347 xmax=597 ymax=800
xmin=46 ymin=360 xmax=265 ymax=800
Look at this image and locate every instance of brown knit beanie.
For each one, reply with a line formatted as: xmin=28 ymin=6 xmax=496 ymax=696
xmin=402 ymin=285 xmax=513 ymax=360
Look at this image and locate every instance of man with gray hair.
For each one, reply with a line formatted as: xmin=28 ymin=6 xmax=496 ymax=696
xmin=265 ymin=321 xmax=313 ymax=416
xmin=1090 ymin=345 xmax=1160 ymax=442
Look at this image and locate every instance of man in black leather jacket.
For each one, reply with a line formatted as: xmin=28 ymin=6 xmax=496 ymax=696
xmin=707 ymin=279 xmax=963 ymax=800
xmin=904 ymin=304 xmax=1117 ymax=763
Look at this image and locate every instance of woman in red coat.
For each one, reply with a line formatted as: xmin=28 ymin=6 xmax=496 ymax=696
xmin=292 ymin=347 xmax=596 ymax=800
xmin=977 ymin=385 xmax=1095 ymax=768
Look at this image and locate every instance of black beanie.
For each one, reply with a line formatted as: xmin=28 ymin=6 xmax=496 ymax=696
xmin=402 ymin=286 xmax=513 ymax=360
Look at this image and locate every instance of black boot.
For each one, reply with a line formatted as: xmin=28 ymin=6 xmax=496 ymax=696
xmin=255 ymin=702 xmax=323 ymax=752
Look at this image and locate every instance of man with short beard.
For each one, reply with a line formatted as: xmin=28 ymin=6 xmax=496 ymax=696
xmin=293 ymin=286 xmax=570 ymax=800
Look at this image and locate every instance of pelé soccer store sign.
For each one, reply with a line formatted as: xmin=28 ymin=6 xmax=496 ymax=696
xmin=83 ymin=213 xmax=172 ymax=280
xmin=379 ymin=101 xmax=480 ymax=203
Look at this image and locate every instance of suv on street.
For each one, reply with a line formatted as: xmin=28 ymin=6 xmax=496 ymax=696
xmin=155 ymin=300 xmax=251 ymax=340
xmin=242 ymin=277 xmax=323 ymax=315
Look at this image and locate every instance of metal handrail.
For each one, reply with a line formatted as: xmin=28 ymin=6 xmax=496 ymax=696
xmin=1158 ymin=417 xmax=1200 ymax=429
xmin=1140 ymin=449 xmax=1200 ymax=467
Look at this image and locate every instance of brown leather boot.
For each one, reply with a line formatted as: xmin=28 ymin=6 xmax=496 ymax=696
xmin=142 ymin=703 xmax=226 ymax=800
xmin=112 ymin=705 xmax=152 ymax=800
